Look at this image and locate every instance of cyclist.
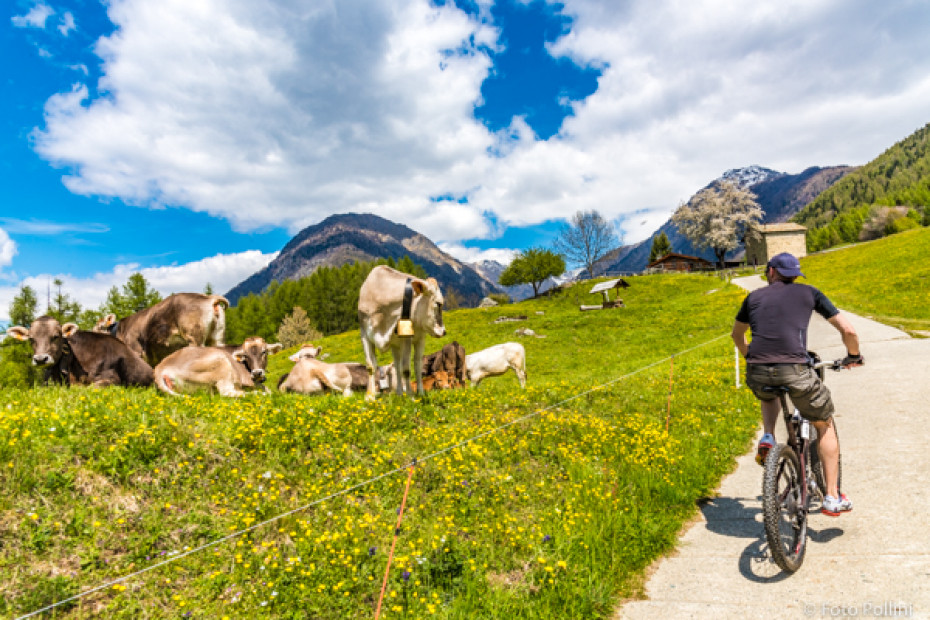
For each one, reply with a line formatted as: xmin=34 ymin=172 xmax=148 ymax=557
xmin=731 ymin=252 xmax=863 ymax=516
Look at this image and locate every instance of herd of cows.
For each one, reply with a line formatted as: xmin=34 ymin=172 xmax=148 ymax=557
xmin=5 ymin=266 xmax=527 ymax=399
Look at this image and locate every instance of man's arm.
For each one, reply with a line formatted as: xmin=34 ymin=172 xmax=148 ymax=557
xmin=731 ymin=320 xmax=750 ymax=358
xmin=827 ymin=313 xmax=862 ymax=362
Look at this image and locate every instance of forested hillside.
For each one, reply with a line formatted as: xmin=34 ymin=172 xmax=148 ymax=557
xmin=225 ymin=256 xmax=426 ymax=344
xmin=793 ymin=122 xmax=930 ymax=250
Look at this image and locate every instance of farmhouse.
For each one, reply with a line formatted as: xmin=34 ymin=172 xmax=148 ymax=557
xmin=646 ymin=252 xmax=713 ymax=273
xmin=744 ymin=223 xmax=807 ymax=266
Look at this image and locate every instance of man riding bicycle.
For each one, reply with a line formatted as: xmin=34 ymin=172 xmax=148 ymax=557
xmin=731 ymin=252 xmax=863 ymax=516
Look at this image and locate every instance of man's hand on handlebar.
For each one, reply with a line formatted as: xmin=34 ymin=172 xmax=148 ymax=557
xmin=840 ymin=353 xmax=864 ymax=368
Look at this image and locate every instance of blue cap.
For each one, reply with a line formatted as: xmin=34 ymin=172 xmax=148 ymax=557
xmin=767 ymin=252 xmax=805 ymax=278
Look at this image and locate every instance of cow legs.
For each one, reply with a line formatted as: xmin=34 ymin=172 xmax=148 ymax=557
xmin=361 ymin=335 xmax=380 ymax=401
xmin=412 ymin=337 xmax=425 ymax=396
xmin=391 ymin=343 xmax=410 ymax=396
xmin=216 ymin=378 xmax=244 ymax=398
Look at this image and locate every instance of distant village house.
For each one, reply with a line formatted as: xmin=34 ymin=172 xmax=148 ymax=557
xmin=744 ymin=223 xmax=807 ymax=266
xmin=645 ymin=252 xmax=714 ymax=272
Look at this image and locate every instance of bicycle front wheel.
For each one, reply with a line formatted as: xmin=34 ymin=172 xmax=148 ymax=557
xmin=762 ymin=444 xmax=809 ymax=573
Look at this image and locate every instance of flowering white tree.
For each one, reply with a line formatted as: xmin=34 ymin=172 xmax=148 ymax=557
xmin=671 ymin=181 xmax=762 ymax=268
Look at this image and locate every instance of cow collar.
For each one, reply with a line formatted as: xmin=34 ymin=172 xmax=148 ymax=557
xmin=108 ymin=320 xmax=119 ymax=337
xmin=396 ymin=278 xmax=414 ymax=337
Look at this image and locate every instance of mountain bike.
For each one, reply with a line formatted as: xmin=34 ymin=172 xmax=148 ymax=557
xmin=761 ymin=355 xmax=845 ymax=573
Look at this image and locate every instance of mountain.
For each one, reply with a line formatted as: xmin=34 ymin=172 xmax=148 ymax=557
xmin=793 ymin=122 xmax=930 ymax=251
xmin=225 ymin=213 xmax=503 ymax=306
xmin=597 ymin=165 xmax=854 ymax=274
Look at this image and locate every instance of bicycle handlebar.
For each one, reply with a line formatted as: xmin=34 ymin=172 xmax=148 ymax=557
xmin=813 ymin=358 xmax=862 ymax=371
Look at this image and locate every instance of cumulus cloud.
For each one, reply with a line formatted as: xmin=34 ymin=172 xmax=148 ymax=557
xmin=12 ymin=2 xmax=54 ymax=29
xmin=58 ymin=11 xmax=75 ymax=36
xmin=437 ymin=243 xmax=518 ymax=266
xmin=0 ymin=228 xmax=17 ymax=269
xmin=30 ymin=0 xmax=930 ymax=251
xmin=0 ymin=250 xmax=276 ymax=324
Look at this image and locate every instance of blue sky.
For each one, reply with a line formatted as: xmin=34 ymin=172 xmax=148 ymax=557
xmin=3 ymin=0 xmax=930 ymax=322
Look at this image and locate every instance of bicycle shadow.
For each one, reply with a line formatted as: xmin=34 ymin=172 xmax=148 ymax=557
xmin=697 ymin=495 xmax=845 ymax=582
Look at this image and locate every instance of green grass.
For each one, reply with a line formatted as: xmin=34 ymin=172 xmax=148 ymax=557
xmin=801 ymin=226 xmax=930 ymax=335
xmin=0 ymin=274 xmax=760 ymax=619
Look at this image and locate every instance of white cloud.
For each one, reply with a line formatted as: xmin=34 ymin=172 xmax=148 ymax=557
xmin=0 ymin=228 xmax=17 ymax=269
xmin=12 ymin=2 xmax=54 ymax=29
xmin=0 ymin=250 xmax=276 ymax=324
xmin=58 ymin=11 xmax=75 ymax=36
xmin=29 ymin=0 xmax=930 ymax=251
xmin=0 ymin=218 xmax=108 ymax=236
xmin=437 ymin=243 xmax=518 ymax=266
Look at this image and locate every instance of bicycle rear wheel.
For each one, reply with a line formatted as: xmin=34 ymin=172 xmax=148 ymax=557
xmin=762 ymin=444 xmax=809 ymax=572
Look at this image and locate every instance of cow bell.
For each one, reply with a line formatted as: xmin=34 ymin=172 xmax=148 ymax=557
xmin=396 ymin=319 xmax=414 ymax=337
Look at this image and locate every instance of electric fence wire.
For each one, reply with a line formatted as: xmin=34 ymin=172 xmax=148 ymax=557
xmin=16 ymin=332 xmax=730 ymax=619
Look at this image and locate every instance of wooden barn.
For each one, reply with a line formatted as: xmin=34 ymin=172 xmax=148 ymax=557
xmin=645 ymin=252 xmax=714 ymax=272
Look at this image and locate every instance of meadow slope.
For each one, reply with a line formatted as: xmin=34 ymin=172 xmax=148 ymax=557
xmin=1 ymin=274 xmax=760 ymax=619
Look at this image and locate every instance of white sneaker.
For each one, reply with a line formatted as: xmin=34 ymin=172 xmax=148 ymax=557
xmin=822 ymin=493 xmax=853 ymax=516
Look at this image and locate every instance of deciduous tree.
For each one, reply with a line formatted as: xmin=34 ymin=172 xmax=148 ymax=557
xmin=499 ymin=248 xmax=566 ymax=297
xmin=276 ymin=306 xmax=321 ymax=348
xmin=671 ymin=181 xmax=762 ymax=268
xmin=554 ymin=210 xmax=620 ymax=278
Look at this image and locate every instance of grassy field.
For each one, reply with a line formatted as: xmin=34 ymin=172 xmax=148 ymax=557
xmin=1 ymin=274 xmax=761 ymax=619
xmin=801 ymin=226 xmax=930 ymax=335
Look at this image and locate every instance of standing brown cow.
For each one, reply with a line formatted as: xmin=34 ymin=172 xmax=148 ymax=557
xmin=7 ymin=316 xmax=154 ymax=387
xmin=94 ymin=293 xmax=229 ymax=366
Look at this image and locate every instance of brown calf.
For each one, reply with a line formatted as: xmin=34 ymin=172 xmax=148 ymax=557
xmin=7 ymin=316 xmax=153 ymax=387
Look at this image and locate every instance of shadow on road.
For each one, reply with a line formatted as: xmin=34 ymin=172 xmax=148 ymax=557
xmin=699 ymin=495 xmax=845 ymax=582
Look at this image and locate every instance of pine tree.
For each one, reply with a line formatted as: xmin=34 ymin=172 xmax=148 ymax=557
xmin=648 ymin=232 xmax=673 ymax=263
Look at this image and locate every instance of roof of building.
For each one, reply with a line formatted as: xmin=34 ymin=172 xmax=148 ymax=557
xmin=646 ymin=252 xmax=713 ymax=268
xmin=589 ymin=278 xmax=630 ymax=294
xmin=759 ymin=223 xmax=807 ymax=233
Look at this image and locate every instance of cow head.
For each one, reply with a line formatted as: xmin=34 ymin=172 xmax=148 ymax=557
xmin=232 ymin=337 xmax=283 ymax=383
xmin=420 ymin=370 xmax=453 ymax=391
xmin=411 ymin=277 xmax=445 ymax=338
xmin=288 ymin=344 xmax=322 ymax=362
xmin=6 ymin=316 xmax=79 ymax=367
xmin=93 ymin=313 xmax=118 ymax=334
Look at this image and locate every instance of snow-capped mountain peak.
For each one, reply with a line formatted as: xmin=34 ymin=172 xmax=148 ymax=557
xmin=719 ymin=165 xmax=783 ymax=188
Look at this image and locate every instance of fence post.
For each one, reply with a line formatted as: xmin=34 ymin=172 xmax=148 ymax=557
xmin=735 ymin=347 xmax=741 ymax=389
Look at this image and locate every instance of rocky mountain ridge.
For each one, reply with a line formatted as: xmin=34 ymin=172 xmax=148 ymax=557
xmin=226 ymin=213 xmax=502 ymax=306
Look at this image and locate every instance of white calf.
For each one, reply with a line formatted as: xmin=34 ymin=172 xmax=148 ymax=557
xmin=465 ymin=342 xmax=526 ymax=388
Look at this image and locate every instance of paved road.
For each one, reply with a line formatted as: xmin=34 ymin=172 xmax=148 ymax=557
xmin=617 ymin=275 xmax=930 ymax=620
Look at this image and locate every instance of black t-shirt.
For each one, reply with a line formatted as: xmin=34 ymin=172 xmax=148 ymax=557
xmin=735 ymin=281 xmax=839 ymax=364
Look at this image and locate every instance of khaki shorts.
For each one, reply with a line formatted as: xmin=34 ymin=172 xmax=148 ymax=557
xmin=746 ymin=363 xmax=835 ymax=422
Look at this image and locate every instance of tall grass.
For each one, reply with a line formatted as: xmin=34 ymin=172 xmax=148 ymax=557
xmin=801 ymin=226 xmax=930 ymax=334
xmin=0 ymin=274 xmax=759 ymax=618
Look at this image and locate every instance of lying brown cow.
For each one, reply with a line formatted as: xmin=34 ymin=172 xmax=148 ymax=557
xmin=377 ymin=364 xmax=455 ymax=393
xmin=94 ymin=293 xmax=229 ymax=366
xmin=415 ymin=370 xmax=454 ymax=392
xmin=358 ymin=265 xmax=446 ymax=399
xmin=7 ymin=316 xmax=153 ymax=387
xmin=153 ymin=337 xmax=281 ymax=397
xmin=277 ymin=345 xmax=368 ymax=396
xmin=421 ymin=341 xmax=466 ymax=386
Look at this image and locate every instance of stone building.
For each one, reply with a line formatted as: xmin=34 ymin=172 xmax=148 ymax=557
xmin=744 ymin=223 xmax=807 ymax=266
